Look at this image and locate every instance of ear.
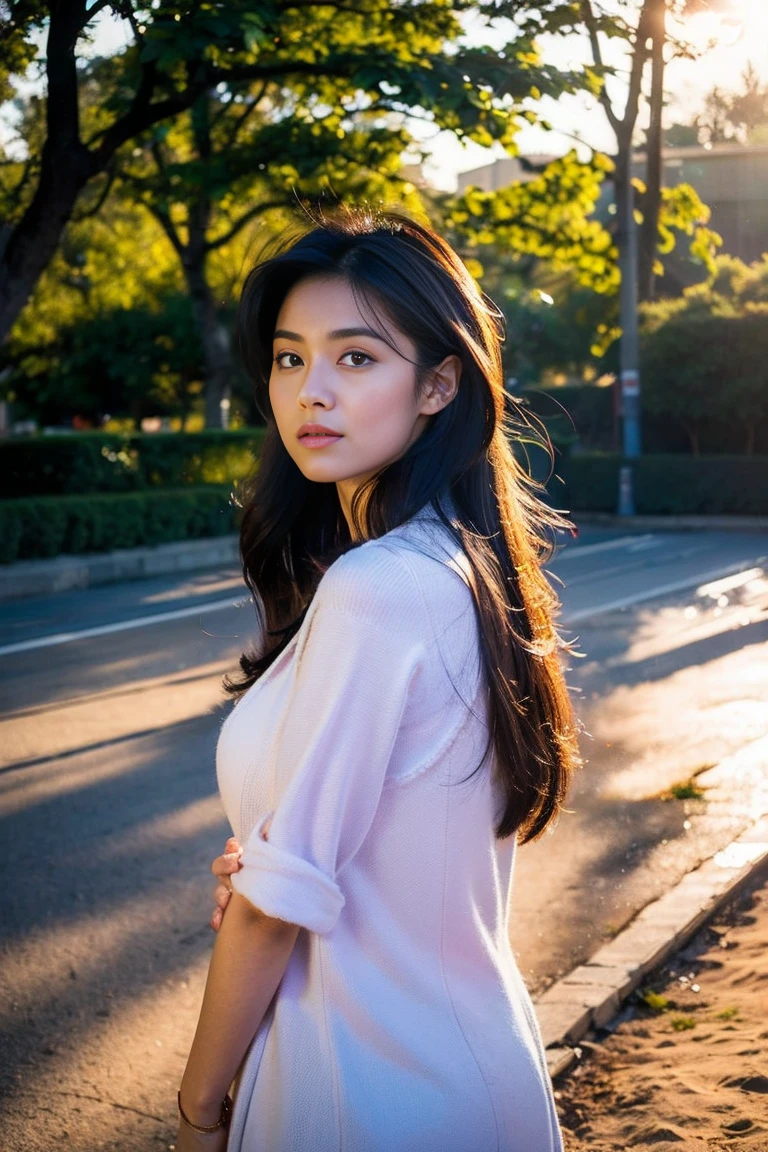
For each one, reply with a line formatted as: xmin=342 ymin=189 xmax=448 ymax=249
xmin=418 ymin=355 xmax=461 ymax=416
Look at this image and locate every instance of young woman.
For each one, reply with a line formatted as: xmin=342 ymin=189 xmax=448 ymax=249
xmin=176 ymin=208 xmax=583 ymax=1151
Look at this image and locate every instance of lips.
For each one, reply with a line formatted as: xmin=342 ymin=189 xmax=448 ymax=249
xmin=297 ymin=424 xmax=342 ymax=439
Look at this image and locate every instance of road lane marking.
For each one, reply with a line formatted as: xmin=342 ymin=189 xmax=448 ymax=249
xmin=555 ymin=534 xmax=657 ymax=560
xmin=563 ymin=558 xmax=767 ymax=624
xmin=698 ymin=567 xmax=764 ymax=598
xmin=3 ymin=556 xmax=765 ymax=654
xmin=0 ymin=597 xmax=245 ymax=657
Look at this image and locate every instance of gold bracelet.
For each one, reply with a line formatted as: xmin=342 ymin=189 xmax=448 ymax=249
xmin=177 ymin=1089 xmax=233 ymax=1133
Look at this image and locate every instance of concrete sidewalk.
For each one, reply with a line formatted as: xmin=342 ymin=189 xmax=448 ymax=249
xmin=2 ymin=512 xmax=768 ymax=604
xmin=0 ymin=534 xmax=239 ymax=603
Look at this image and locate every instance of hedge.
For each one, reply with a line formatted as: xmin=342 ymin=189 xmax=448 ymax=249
xmin=0 ymin=429 xmax=267 ymax=498
xmin=521 ymin=385 xmax=768 ymax=456
xmin=3 ymin=450 xmax=766 ymax=565
xmin=550 ymin=454 xmax=768 ymax=516
xmin=0 ymin=487 xmax=239 ymax=564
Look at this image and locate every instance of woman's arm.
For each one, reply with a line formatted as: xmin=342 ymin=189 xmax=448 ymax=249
xmin=179 ymin=890 xmax=300 ymax=1125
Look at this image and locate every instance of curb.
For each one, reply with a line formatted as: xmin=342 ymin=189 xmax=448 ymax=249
xmin=0 ymin=535 xmax=240 ymax=603
xmin=3 ymin=514 xmax=766 ymax=604
xmin=573 ymin=512 xmax=768 ymax=533
xmin=536 ymin=811 xmax=768 ymax=1081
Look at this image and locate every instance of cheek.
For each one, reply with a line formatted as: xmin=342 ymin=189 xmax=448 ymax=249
xmin=350 ymin=372 xmax=419 ymax=442
xmin=269 ymin=377 xmax=292 ymax=428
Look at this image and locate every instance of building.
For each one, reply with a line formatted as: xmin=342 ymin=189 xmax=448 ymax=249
xmin=456 ymin=154 xmax=558 ymax=194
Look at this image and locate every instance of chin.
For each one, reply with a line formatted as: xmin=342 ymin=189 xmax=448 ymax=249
xmin=294 ymin=460 xmax=348 ymax=483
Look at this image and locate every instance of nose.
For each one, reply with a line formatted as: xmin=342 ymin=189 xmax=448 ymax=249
xmin=296 ymin=358 xmax=335 ymax=410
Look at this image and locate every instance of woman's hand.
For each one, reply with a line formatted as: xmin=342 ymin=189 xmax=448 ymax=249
xmin=209 ymin=836 xmax=243 ymax=932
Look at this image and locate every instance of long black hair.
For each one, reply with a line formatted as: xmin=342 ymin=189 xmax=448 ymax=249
xmin=228 ymin=205 xmax=583 ymax=844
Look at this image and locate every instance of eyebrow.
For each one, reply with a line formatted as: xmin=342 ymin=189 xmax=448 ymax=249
xmin=273 ymin=326 xmax=388 ymax=344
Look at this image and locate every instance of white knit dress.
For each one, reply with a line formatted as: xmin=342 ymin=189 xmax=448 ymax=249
xmin=216 ymin=499 xmax=565 ymax=1152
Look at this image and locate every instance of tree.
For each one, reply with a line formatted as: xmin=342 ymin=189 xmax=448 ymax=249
xmin=512 ymin=0 xmax=719 ymax=465
xmin=0 ymin=187 xmax=209 ymax=425
xmin=663 ymin=121 xmax=699 ymax=147
xmin=641 ymin=255 xmax=768 ymax=455
xmin=665 ymin=61 xmax=768 ymax=148
xmin=7 ymin=293 xmax=204 ymax=426
xmin=0 ymin=0 xmax=590 ymax=350
xmin=728 ymin=62 xmax=768 ymax=143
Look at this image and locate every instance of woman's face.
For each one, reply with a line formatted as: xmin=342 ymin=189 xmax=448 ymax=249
xmin=269 ymin=276 xmax=458 ymax=510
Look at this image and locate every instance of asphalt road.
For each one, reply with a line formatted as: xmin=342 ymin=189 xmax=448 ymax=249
xmin=2 ymin=523 xmax=767 ymax=1151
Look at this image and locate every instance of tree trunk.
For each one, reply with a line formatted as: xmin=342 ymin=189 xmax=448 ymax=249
xmin=0 ymin=145 xmax=97 ymax=344
xmin=0 ymin=0 xmax=96 ymax=344
xmin=184 ymin=94 xmax=235 ymax=430
xmin=184 ymin=258 xmax=233 ymax=430
xmin=638 ymin=0 xmax=666 ymax=302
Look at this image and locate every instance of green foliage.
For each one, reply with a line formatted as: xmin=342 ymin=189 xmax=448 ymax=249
xmin=641 ymin=255 xmax=768 ymax=454
xmin=1 ymin=0 xmax=723 ymax=429
xmin=552 ymin=454 xmax=768 ymax=515
xmin=448 ymin=152 xmax=619 ymax=295
xmin=641 ymin=990 xmax=670 ymax=1012
xmin=0 ymin=430 xmax=266 ymax=499
xmin=1 ymin=0 xmax=632 ymax=421
xmin=655 ymin=184 xmax=722 ymax=280
xmin=6 ymin=294 xmax=205 ymax=425
xmin=670 ymin=1016 xmax=697 ymax=1032
xmin=665 ymin=779 xmax=706 ymax=801
xmin=0 ymin=487 xmax=239 ymax=565
xmin=0 ymin=0 xmax=590 ymax=245
xmin=521 ymin=382 xmax=615 ymax=450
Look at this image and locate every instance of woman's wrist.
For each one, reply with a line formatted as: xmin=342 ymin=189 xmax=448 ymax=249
xmin=178 ymin=1080 xmax=231 ymax=1129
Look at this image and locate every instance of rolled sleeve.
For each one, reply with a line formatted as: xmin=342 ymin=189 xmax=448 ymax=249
xmin=231 ymin=812 xmax=345 ymax=934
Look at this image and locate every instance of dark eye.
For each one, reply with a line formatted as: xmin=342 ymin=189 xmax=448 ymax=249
xmin=341 ymin=350 xmax=374 ymax=367
xmin=274 ymin=351 xmax=302 ymax=369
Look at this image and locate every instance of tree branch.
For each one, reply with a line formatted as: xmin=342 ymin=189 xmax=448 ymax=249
xmin=89 ymin=57 xmax=364 ymax=168
xmin=622 ymin=0 xmax=652 ymax=141
xmin=220 ymin=83 xmax=269 ymax=151
xmin=205 ymin=199 xmax=285 ymax=251
xmin=71 ymin=164 xmax=116 ymax=221
xmin=579 ymin=0 xmax=621 ymax=137
xmin=80 ymin=0 xmax=114 ymax=29
xmin=136 ymin=193 xmax=185 ymax=258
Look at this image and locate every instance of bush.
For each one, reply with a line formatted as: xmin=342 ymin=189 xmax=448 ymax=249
xmin=0 ymin=487 xmax=239 ymax=564
xmin=520 ymin=385 xmax=615 ymax=452
xmin=0 ymin=429 xmax=267 ymax=499
xmin=552 ymin=454 xmax=768 ymax=515
xmin=641 ymin=305 xmax=768 ymax=455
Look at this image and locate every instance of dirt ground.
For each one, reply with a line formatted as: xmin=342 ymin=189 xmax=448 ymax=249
xmin=555 ymin=871 xmax=768 ymax=1151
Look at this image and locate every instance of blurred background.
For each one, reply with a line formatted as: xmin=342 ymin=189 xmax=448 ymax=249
xmin=1 ymin=2 xmax=767 ymax=1150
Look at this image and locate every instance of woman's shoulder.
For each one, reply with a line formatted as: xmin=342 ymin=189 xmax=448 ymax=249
xmin=315 ymin=506 xmax=473 ymax=630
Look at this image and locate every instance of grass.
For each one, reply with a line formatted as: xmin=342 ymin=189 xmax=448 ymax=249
xmin=640 ymin=990 xmax=671 ymax=1012
xmin=660 ymin=776 xmax=707 ymax=801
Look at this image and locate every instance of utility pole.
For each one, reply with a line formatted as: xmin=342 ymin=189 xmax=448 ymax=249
xmin=579 ymin=0 xmax=651 ymax=516
xmin=618 ymin=164 xmax=642 ymax=455
xmin=617 ymin=164 xmax=642 ymax=516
